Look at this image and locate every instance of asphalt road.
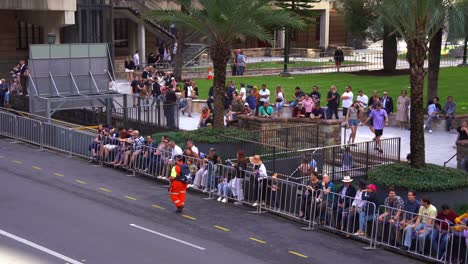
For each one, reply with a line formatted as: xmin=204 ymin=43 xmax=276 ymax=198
xmin=0 ymin=138 xmax=425 ymax=264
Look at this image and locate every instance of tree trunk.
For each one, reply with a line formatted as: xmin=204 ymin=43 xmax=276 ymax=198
xmin=210 ymin=42 xmax=231 ymax=128
xmin=383 ymin=23 xmax=397 ymax=72
xmin=427 ymin=29 xmax=442 ymax=103
xmin=173 ymin=34 xmax=185 ymax=81
xmin=407 ymin=40 xmax=427 ymax=168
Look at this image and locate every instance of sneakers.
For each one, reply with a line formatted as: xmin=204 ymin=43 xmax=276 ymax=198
xmin=423 ymin=124 xmax=426 ymax=130
xmin=221 ymin=198 xmax=228 ymax=203
xmin=253 ymin=201 xmax=259 ymax=207
xmin=354 ymin=230 xmax=364 ymax=236
xmin=429 ymin=129 xmax=433 ymax=134
xmin=217 ymin=197 xmax=222 ymax=202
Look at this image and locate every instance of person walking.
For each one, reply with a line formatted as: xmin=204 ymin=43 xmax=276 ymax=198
xmin=396 ymin=90 xmax=410 ymax=129
xmin=345 ymin=101 xmax=363 ymax=144
xmin=334 ymin=48 xmax=344 ymax=72
xmin=169 ymin=155 xmax=190 ymax=213
xmin=360 ymin=102 xmax=388 ymax=153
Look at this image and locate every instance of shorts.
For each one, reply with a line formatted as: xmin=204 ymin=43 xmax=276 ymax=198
xmin=125 ymin=68 xmax=134 ymax=73
xmin=375 ymin=129 xmax=383 ymax=137
xmin=348 ymin=119 xmax=358 ymax=126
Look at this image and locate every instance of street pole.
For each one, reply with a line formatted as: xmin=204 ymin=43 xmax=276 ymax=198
xmin=462 ymin=35 xmax=467 ymax=65
xmin=280 ymin=28 xmax=291 ymax=77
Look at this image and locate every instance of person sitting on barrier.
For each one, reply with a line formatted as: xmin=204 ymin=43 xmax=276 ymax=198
xmin=198 ymin=106 xmax=212 ymax=128
xmin=335 ymin=175 xmax=357 ymax=231
xmin=140 ymin=135 xmax=157 ymax=172
xmin=101 ymin=127 xmax=120 ymax=163
xmin=395 ymin=191 xmax=421 ymax=245
xmin=377 ymin=186 xmax=405 ymax=244
xmin=217 ymin=169 xmax=234 ymax=204
xmin=89 ymin=124 xmax=108 ymax=162
xmin=348 ymin=180 xmax=367 ymax=234
xmin=315 ymin=174 xmax=335 ymax=225
xmin=310 ymin=103 xmax=325 ymax=120
xmin=124 ymin=130 xmax=145 ymax=169
xmin=201 ymin=148 xmax=221 ymax=193
xmin=250 ymin=155 xmax=268 ymax=207
xmin=149 ymin=135 xmax=170 ymax=175
xmin=354 ymin=183 xmax=378 ymax=237
xmin=187 ymin=159 xmax=198 ymax=185
xmin=112 ymin=128 xmax=132 ymax=167
xmin=299 ymin=170 xmax=321 ymax=219
xmin=403 ymin=197 xmax=437 ymax=253
xmin=431 ymin=204 xmax=458 ymax=260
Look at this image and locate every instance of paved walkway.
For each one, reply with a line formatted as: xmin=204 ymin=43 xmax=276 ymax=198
xmin=177 ymin=112 xmax=458 ymax=168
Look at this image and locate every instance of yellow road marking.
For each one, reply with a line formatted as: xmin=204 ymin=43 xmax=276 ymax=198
xmin=124 ymin=196 xmax=137 ymax=201
xmin=32 ymin=166 xmax=42 ymax=170
xmin=213 ymin=225 xmax=230 ymax=232
xmin=12 ymin=160 xmax=23 ymax=164
xmin=99 ymin=187 xmax=112 ymax=193
xmin=75 ymin=180 xmax=87 ymax=184
xmin=249 ymin=237 xmax=267 ymax=244
xmin=152 ymin=204 xmax=166 ymax=210
xmin=53 ymin=173 xmax=64 ymax=177
xmin=288 ymin=251 xmax=308 ymax=258
xmin=182 ymin=215 xmax=196 ymax=220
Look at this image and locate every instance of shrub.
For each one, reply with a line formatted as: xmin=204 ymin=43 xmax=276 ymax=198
xmin=153 ymin=127 xmax=257 ymax=145
xmin=368 ymin=163 xmax=468 ymax=192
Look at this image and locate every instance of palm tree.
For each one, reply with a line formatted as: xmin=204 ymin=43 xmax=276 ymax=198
xmin=147 ymin=0 xmax=304 ymax=128
xmin=378 ymin=0 xmax=464 ymax=168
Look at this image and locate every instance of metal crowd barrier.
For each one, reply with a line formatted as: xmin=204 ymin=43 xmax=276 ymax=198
xmin=375 ymin=205 xmax=468 ymax=263
xmin=1 ymin=110 xmax=466 ymax=264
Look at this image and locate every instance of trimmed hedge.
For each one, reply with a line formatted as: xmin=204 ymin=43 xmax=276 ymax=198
xmin=153 ymin=127 xmax=256 ymax=145
xmin=368 ymin=163 xmax=468 ymax=192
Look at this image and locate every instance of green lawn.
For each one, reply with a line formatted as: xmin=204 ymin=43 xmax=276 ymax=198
xmin=193 ymin=67 xmax=468 ymax=113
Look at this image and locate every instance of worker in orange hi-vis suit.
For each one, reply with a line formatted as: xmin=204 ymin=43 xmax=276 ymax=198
xmin=169 ymin=155 xmax=190 ymax=213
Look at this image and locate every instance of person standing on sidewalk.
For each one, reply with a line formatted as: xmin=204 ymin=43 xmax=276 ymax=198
xmin=360 ymin=102 xmax=388 ymax=153
xmin=169 ymin=155 xmax=190 ymax=213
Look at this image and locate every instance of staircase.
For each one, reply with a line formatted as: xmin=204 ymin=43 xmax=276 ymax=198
xmin=112 ymin=0 xmax=210 ymax=69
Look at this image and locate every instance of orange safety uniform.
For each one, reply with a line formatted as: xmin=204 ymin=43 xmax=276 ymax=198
xmin=169 ymin=161 xmax=188 ymax=210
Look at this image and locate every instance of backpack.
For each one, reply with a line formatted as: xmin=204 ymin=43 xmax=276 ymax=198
xmin=178 ymin=164 xmax=191 ymax=183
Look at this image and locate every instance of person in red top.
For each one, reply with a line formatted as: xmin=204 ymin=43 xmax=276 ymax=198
xmin=431 ymin=204 xmax=458 ymax=259
xmin=292 ymin=102 xmax=306 ymax=118
xmin=169 ymin=155 xmax=189 ymax=213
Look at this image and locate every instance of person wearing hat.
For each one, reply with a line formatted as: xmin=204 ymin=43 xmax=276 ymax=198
xmin=335 ymin=175 xmax=357 ymax=230
xmin=354 ymin=183 xmax=378 ymax=237
xmin=250 ymin=155 xmax=268 ymax=207
xmin=169 ymin=155 xmax=189 ymax=213
xmin=241 ymin=102 xmax=252 ymax=116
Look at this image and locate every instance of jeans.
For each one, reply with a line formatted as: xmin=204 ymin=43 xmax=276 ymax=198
xmin=404 ymin=223 xmax=432 ymax=252
xmin=236 ymin=65 xmax=245 ymax=76
xmin=230 ymin=178 xmax=244 ymax=201
xmin=446 ymin=114 xmax=454 ymax=131
xmin=275 ymin=100 xmax=284 ymax=113
xmin=424 ymin=115 xmax=437 ymax=130
xmin=290 ymin=100 xmax=299 ymax=108
xmin=431 ymin=229 xmax=449 ymax=258
xmin=359 ymin=212 xmax=375 ymax=232
xmin=217 ymin=182 xmax=231 ymax=197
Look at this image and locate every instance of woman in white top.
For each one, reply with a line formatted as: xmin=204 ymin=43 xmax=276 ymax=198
xmin=250 ymin=155 xmax=267 ymax=207
xmin=275 ymin=85 xmax=285 ymax=117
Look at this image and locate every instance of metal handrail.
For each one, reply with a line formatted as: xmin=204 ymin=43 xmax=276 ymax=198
xmin=48 ymin=72 xmax=63 ymax=97
xmin=444 ymin=153 xmax=457 ymax=167
xmin=183 ymin=46 xmax=209 ymax=67
xmin=69 ymin=72 xmax=82 ymax=95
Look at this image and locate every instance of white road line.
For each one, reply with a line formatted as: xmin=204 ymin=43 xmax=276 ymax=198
xmin=129 ymin=224 xmax=206 ymax=251
xmin=0 ymin=228 xmax=83 ymax=264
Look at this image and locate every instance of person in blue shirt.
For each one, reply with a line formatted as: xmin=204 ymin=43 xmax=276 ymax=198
xmin=246 ymin=90 xmax=257 ymax=112
xmin=424 ymin=96 xmax=441 ymax=134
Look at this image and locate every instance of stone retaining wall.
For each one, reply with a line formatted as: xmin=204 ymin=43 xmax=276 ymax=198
xmin=236 ymin=115 xmax=342 ymax=147
xmin=456 ymin=140 xmax=468 ymax=171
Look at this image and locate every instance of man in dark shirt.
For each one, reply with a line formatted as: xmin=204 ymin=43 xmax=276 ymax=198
xmin=326 ymin=86 xmax=340 ymax=119
xmin=164 ymin=87 xmax=177 ymax=129
xmin=310 ymin=103 xmax=325 ymax=119
xmin=310 ymin=85 xmax=321 ymax=104
xmin=291 ymin=86 xmax=305 ymax=108
xmin=225 ymin=81 xmax=236 ymax=109
xmin=431 ymin=205 xmax=458 ymax=259
xmin=207 ymin=86 xmax=214 ymax=112
xmin=130 ymin=76 xmax=139 ymax=107
xmin=380 ymin=91 xmax=394 ymax=115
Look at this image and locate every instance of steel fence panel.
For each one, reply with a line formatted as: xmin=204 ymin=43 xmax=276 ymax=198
xmin=16 ymin=116 xmax=43 ymax=147
xmin=0 ymin=112 xmax=18 ymax=140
